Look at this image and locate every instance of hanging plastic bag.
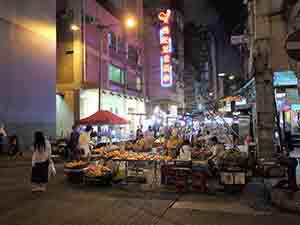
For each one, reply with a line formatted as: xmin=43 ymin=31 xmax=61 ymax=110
xmin=49 ymin=160 xmax=56 ymax=179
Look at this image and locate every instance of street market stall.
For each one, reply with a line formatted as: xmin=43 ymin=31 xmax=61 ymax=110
xmin=63 ymin=108 xmax=255 ymax=192
xmin=64 ymin=110 xmax=128 ymax=184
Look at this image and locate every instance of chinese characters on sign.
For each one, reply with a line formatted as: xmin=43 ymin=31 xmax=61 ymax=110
xmin=158 ymin=9 xmax=172 ymax=87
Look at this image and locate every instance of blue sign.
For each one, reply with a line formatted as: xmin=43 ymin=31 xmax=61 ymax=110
xmin=291 ymin=104 xmax=300 ymax=111
xmin=273 ymin=70 xmax=297 ymax=87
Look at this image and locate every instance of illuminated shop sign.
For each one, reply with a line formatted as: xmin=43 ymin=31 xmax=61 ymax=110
xmin=273 ymin=70 xmax=297 ymax=87
xmin=158 ymin=9 xmax=172 ymax=87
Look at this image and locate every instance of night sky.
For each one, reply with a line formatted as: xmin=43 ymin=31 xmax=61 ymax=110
xmin=210 ymin=0 xmax=247 ymax=34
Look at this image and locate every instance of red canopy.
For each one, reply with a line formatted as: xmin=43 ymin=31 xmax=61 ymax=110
xmin=78 ymin=110 xmax=128 ymax=125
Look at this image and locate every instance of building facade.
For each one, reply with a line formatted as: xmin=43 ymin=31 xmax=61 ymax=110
xmin=143 ymin=2 xmax=185 ymax=120
xmin=246 ymin=0 xmax=300 ymax=158
xmin=57 ymin=0 xmax=145 ymax=136
xmin=0 ymin=0 xmax=56 ymax=147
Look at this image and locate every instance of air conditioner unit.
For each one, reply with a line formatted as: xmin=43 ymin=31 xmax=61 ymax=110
xmin=85 ymin=15 xmax=97 ymax=24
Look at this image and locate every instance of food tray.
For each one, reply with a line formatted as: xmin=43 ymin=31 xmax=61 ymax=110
xmin=83 ymin=173 xmax=112 ymax=185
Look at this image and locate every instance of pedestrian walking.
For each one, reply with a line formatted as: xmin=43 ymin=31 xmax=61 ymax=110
xmin=0 ymin=123 xmax=7 ymax=154
xmin=31 ymin=131 xmax=52 ymax=192
xmin=8 ymin=134 xmax=22 ymax=159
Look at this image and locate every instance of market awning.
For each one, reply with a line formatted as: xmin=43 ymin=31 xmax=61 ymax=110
xmin=78 ymin=110 xmax=128 ymax=125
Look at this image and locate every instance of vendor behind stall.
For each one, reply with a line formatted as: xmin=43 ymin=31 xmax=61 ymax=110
xmin=144 ymin=126 xmax=154 ymax=151
xmin=79 ymin=125 xmax=93 ymax=159
xmin=207 ymin=137 xmax=225 ymax=173
xmin=136 ymin=125 xmax=143 ymax=140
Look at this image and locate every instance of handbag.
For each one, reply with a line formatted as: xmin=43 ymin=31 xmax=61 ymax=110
xmin=49 ymin=159 xmax=56 ymax=178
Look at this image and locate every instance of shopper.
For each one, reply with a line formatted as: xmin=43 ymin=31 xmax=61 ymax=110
xmin=178 ymin=139 xmax=191 ymax=160
xmin=276 ymin=150 xmax=299 ymax=191
xmin=31 ymin=131 xmax=52 ymax=192
xmin=136 ymin=125 xmax=143 ymax=140
xmin=67 ymin=125 xmax=80 ymax=161
xmin=285 ymin=123 xmax=292 ymax=151
xmin=8 ymin=135 xmax=22 ymax=159
xmin=0 ymin=123 xmax=7 ymax=154
xmin=207 ymin=136 xmax=225 ymax=174
xmin=204 ymin=130 xmax=211 ymax=145
xmin=144 ymin=126 xmax=154 ymax=150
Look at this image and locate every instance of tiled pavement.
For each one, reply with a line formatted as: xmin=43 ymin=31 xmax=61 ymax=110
xmin=1 ymin=162 xmax=300 ymax=225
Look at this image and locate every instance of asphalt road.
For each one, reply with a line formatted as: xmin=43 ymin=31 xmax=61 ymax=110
xmin=1 ymin=163 xmax=300 ymax=225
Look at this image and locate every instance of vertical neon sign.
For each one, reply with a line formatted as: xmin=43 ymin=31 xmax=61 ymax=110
xmin=158 ymin=9 xmax=172 ymax=87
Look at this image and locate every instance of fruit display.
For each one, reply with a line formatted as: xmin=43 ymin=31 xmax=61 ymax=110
xmin=191 ymin=148 xmax=212 ymax=160
xmin=64 ymin=161 xmax=89 ymax=169
xmin=84 ymin=165 xmax=111 ymax=177
xmin=133 ymin=139 xmax=145 ymax=151
xmin=151 ymin=155 xmax=173 ymax=161
xmin=93 ymin=149 xmax=172 ymax=162
xmin=219 ymin=148 xmax=246 ymax=168
xmin=94 ymin=147 xmax=106 ymax=155
xmin=125 ymin=142 xmax=134 ymax=150
xmin=166 ymin=136 xmax=182 ymax=149
xmin=108 ymin=150 xmax=130 ymax=159
xmin=153 ymin=138 xmax=165 ymax=147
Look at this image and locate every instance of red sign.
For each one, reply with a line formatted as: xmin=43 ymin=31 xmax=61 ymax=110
xmin=158 ymin=9 xmax=172 ymax=87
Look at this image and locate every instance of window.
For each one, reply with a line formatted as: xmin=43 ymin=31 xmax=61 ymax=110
xmin=109 ymin=64 xmax=125 ymax=84
xmin=118 ymin=36 xmax=126 ymax=55
xmin=108 ymin=32 xmax=117 ymax=52
xmin=128 ymin=45 xmax=138 ymax=63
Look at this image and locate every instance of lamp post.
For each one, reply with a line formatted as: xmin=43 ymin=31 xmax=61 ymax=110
xmin=92 ymin=16 xmax=137 ymax=111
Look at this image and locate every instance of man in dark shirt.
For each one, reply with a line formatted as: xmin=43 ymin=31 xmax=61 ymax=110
xmin=67 ymin=125 xmax=80 ymax=160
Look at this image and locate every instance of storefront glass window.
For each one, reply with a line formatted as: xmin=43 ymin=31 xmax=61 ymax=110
xmin=109 ymin=64 xmax=125 ymax=84
xmin=108 ymin=32 xmax=117 ymax=52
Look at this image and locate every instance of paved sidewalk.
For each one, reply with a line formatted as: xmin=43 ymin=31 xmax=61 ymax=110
xmin=1 ymin=164 xmax=300 ymax=225
xmin=271 ymin=188 xmax=300 ymax=214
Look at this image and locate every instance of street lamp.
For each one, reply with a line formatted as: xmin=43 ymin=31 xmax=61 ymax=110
xmin=70 ymin=24 xmax=79 ymax=31
xmin=229 ymin=75 xmax=235 ymax=80
xmin=125 ymin=17 xmax=137 ymax=29
xmin=94 ymin=17 xmax=137 ymax=111
xmin=218 ymin=73 xmax=226 ymax=77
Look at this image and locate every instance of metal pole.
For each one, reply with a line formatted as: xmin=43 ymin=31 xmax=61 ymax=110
xmin=98 ymin=27 xmax=102 ymax=110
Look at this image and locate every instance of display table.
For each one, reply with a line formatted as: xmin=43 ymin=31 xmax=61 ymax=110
xmin=64 ymin=167 xmax=88 ymax=183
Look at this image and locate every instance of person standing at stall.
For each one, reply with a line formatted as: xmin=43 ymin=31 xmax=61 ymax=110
xmin=79 ymin=125 xmax=93 ymax=160
xmin=144 ymin=126 xmax=154 ymax=151
xmin=0 ymin=123 xmax=7 ymax=154
xmin=67 ymin=125 xmax=80 ymax=161
xmin=136 ymin=125 xmax=143 ymax=141
xmin=31 ymin=131 xmax=52 ymax=192
xmin=207 ymin=136 xmax=225 ymax=175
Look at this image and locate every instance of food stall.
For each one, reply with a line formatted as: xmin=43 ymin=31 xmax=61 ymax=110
xmin=219 ymin=147 xmax=249 ymax=191
xmin=63 ymin=109 xmax=253 ymax=192
xmin=64 ymin=110 xmax=128 ymax=184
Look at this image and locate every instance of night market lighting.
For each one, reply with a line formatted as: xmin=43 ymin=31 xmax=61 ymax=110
xmin=229 ymin=75 xmax=235 ymax=80
xmin=158 ymin=9 xmax=173 ymax=88
xmin=125 ymin=17 xmax=137 ymax=29
xmin=70 ymin=24 xmax=79 ymax=31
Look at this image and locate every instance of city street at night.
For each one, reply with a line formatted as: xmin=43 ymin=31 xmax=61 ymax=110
xmin=3 ymin=0 xmax=300 ymax=224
